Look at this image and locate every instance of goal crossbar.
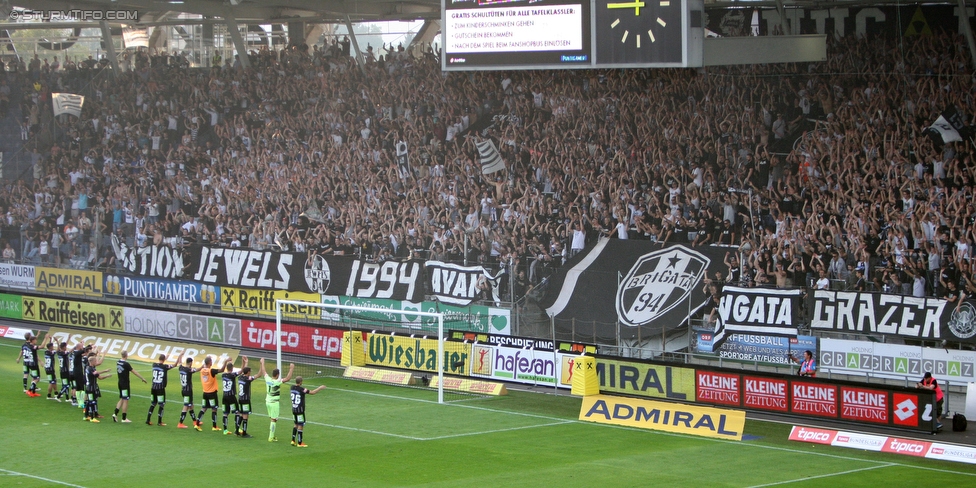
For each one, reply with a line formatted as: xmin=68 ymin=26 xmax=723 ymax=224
xmin=274 ymin=299 xmax=447 ymax=403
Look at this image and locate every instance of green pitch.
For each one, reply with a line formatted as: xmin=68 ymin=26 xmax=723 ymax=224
xmin=1 ymin=338 xmax=974 ymax=487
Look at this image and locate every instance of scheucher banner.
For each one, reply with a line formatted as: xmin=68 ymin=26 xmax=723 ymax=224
xmin=579 ymin=394 xmax=746 ymax=441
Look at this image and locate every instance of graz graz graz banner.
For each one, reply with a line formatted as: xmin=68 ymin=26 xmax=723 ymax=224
xmin=811 ymin=290 xmax=976 ymax=344
xmin=543 ymin=240 xmax=730 ymax=340
xmin=190 ymin=247 xmax=424 ymax=301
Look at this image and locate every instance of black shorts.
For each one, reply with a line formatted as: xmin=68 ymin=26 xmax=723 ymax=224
xmin=202 ymin=391 xmax=219 ymax=409
xmin=28 ymin=367 xmax=40 ymax=379
xmin=46 ymin=372 xmax=57 ymax=384
xmin=182 ymin=392 xmax=194 ymax=406
xmin=222 ymin=396 xmax=238 ymax=412
xmin=238 ymin=402 xmax=251 ymax=414
xmin=293 ymin=413 xmax=305 ymax=425
xmin=150 ymin=390 xmax=166 ymax=404
xmin=119 ymin=387 xmax=131 ymax=400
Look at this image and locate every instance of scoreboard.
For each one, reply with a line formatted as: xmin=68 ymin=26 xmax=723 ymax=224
xmin=441 ymin=0 xmax=702 ymax=71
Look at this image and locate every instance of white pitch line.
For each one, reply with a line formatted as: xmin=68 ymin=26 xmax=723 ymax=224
xmin=423 ymin=421 xmax=573 ymax=441
xmin=745 ymin=463 xmax=896 ymax=487
xmin=0 ymin=468 xmax=87 ymax=488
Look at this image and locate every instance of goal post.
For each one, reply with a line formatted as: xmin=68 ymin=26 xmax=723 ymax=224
xmin=274 ymin=299 xmax=447 ymax=404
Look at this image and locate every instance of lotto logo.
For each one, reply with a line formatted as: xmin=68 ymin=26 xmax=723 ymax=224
xmin=894 ymin=399 xmax=917 ymax=421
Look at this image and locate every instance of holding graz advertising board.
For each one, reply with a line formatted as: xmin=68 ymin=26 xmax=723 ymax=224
xmin=819 ymin=338 xmax=976 ymax=383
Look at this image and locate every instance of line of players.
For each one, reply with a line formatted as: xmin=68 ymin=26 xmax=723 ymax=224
xmin=16 ymin=333 xmax=326 ymax=447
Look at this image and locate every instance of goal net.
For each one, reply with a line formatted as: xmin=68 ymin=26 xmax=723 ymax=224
xmin=272 ymin=299 xmax=475 ymax=404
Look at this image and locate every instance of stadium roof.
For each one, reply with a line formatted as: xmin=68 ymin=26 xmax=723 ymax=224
xmin=5 ymin=0 xmax=961 ymax=25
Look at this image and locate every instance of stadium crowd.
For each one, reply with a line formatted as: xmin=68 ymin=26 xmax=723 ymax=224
xmin=1 ymin=33 xmax=975 ymax=302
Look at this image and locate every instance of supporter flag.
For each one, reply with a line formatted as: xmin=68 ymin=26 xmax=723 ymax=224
xmin=52 ymin=93 xmax=84 ymax=118
xmin=477 ymin=139 xmax=506 ymax=174
xmin=926 ymin=106 xmax=970 ymax=144
xmin=122 ymin=28 xmax=149 ymax=48
xmin=395 ymin=140 xmax=410 ymax=178
xmin=300 ymin=201 xmax=325 ymax=223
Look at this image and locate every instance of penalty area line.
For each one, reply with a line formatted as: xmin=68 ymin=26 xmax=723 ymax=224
xmin=745 ymin=463 xmax=896 ymax=487
xmin=0 ymin=468 xmax=87 ymax=488
xmin=422 ymin=420 xmax=574 ymax=441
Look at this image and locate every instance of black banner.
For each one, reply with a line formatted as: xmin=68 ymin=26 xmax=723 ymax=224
xmin=425 ymin=261 xmax=504 ymax=306
xmin=713 ymin=286 xmax=802 ymax=347
xmin=543 ymin=241 xmax=732 ymax=340
xmin=705 ymin=5 xmax=975 ymax=39
xmin=811 ymin=290 xmax=976 ymax=344
xmin=186 ymin=246 xmax=424 ymax=302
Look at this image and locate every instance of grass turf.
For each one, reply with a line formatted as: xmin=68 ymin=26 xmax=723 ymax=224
xmin=1 ymin=337 xmax=975 ymax=487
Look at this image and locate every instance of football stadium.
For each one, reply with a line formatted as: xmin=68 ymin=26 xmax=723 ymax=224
xmin=2 ymin=0 xmax=976 ymax=485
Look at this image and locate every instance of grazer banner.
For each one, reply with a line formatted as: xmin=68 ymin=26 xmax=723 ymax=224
xmin=712 ymin=286 xmax=802 ymax=346
xmin=186 ymin=246 xmax=424 ymax=302
xmin=811 ymin=290 xmax=976 ymax=343
xmin=544 ymin=240 xmax=731 ymax=340
xmin=425 ymin=261 xmax=505 ymax=306
xmin=819 ymin=338 xmax=976 ymax=384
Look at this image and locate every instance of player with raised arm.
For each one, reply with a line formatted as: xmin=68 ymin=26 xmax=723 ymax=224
xmin=147 ymin=352 xmax=184 ymax=426
xmin=73 ymin=344 xmax=90 ymax=408
xmin=57 ymin=342 xmax=71 ymax=402
xmin=290 ymin=377 xmax=325 ymax=448
xmin=221 ymin=357 xmax=244 ymax=435
xmin=236 ymin=358 xmax=261 ymax=439
xmin=43 ymin=341 xmax=59 ymax=400
xmin=262 ymin=358 xmax=295 ymax=442
xmin=197 ymin=356 xmax=222 ymax=431
xmin=84 ymin=351 xmax=113 ymax=423
xmin=178 ymin=357 xmax=201 ymax=430
xmin=114 ymin=350 xmax=146 ymax=422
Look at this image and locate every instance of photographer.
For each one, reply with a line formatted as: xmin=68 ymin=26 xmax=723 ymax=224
xmin=789 ymin=350 xmax=817 ymax=377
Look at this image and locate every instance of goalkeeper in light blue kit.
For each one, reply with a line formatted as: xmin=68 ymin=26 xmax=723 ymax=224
xmin=261 ymin=358 xmax=295 ymax=442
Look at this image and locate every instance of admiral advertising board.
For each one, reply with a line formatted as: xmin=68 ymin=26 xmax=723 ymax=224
xmin=544 ymin=241 xmax=729 ymax=340
xmin=811 ymin=290 xmax=976 ymax=343
xmin=820 ymin=338 xmax=976 ymax=383
xmin=34 ymin=267 xmax=103 ymax=296
xmin=579 ymin=394 xmax=746 ymax=441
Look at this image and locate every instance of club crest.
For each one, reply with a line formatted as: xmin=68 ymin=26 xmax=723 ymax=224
xmin=616 ymin=246 xmax=709 ymax=327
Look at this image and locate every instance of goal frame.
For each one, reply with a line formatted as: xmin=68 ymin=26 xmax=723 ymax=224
xmin=274 ymin=299 xmax=448 ymax=403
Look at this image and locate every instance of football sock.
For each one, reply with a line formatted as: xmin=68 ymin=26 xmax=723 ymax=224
xmin=157 ymin=405 xmax=164 ymax=423
xmin=297 ymin=430 xmax=303 ymax=444
xmin=242 ymin=419 xmax=248 ymax=434
xmin=23 ymin=377 xmax=28 ymax=390
xmin=147 ymin=404 xmax=156 ymax=423
xmin=211 ymin=411 xmax=217 ymax=427
xmin=235 ymin=415 xmax=242 ymax=433
xmin=115 ymin=408 xmax=120 ymax=417
xmin=122 ymin=413 xmax=127 ymax=421
xmin=222 ymin=414 xmax=228 ymax=430
xmin=269 ymin=422 xmax=276 ymax=437
xmin=292 ymin=427 xmax=297 ymax=442
xmin=180 ymin=411 xmax=187 ymax=424
xmin=190 ymin=410 xmax=198 ymax=422
xmin=30 ymin=380 xmax=37 ymax=393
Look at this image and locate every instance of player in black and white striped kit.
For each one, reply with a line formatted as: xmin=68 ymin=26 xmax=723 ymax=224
xmin=147 ymin=352 xmax=184 ymax=426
